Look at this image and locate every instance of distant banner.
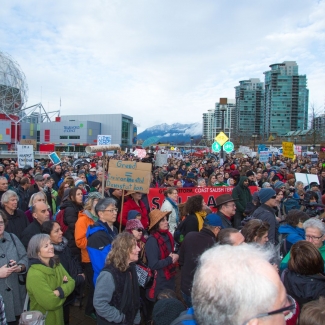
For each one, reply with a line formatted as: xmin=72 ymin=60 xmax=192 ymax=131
xmin=148 ymin=186 xmax=258 ymax=212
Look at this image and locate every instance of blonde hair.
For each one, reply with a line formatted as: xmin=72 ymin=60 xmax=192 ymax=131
xmin=106 ymin=232 xmax=137 ymax=272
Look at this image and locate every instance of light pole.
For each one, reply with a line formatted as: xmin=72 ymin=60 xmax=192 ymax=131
xmin=190 ymin=137 xmax=193 ymax=159
xmin=220 ymin=105 xmax=227 ymax=161
xmin=252 ymin=134 xmax=257 ymax=152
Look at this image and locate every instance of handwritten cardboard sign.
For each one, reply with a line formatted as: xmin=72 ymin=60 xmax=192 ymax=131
xmin=17 ymin=145 xmax=34 ymax=168
xmin=282 ymin=142 xmax=294 ymax=159
xmin=107 ymin=160 xmax=152 ymax=193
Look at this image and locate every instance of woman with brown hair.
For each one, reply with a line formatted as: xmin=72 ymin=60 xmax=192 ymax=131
xmin=145 ymin=209 xmax=178 ymax=302
xmin=283 ymin=241 xmax=325 ymax=308
xmin=56 ymin=182 xmax=71 ymax=208
xmin=241 ymin=219 xmax=270 ymax=245
xmin=93 ymin=232 xmax=140 ymax=325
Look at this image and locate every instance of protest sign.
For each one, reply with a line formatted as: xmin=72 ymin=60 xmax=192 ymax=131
xmin=155 ymin=153 xmax=168 ymax=167
xmin=97 ymin=135 xmax=114 ymax=156
xmin=259 ymin=151 xmax=269 ymax=163
xmin=147 ymin=186 xmax=258 ymax=212
xmin=282 ymin=142 xmax=294 ymax=159
xmin=107 ymin=160 xmax=152 ymax=193
xmin=20 ymin=139 xmax=37 ymax=150
xmin=295 ymin=173 xmax=319 ymax=187
xmin=48 ymin=152 xmax=61 ymax=165
xmin=17 ymin=145 xmax=34 ymax=168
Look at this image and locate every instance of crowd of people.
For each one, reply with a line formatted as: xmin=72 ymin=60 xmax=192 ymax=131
xmin=0 ymin=152 xmax=324 ymax=325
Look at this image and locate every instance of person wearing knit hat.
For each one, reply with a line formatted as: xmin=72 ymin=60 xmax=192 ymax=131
xmin=274 ymin=181 xmax=285 ymax=189
xmin=127 ymin=210 xmax=141 ymax=221
xmin=145 ymin=209 xmax=177 ymax=302
xmin=75 ymin=178 xmax=85 ymax=188
xmin=152 ymin=298 xmax=186 ymax=325
xmin=250 ymin=188 xmax=279 ymax=244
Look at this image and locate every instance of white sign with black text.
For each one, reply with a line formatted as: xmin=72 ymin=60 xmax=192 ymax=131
xmin=17 ymin=145 xmax=34 ymax=168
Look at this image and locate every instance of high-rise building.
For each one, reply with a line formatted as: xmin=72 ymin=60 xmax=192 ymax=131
xmin=202 ymin=98 xmax=235 ymax=143
xmin=263 ymin=61 xmax=309 ymax=137
xmin=234 ymin=78 xmax=264 ymax=137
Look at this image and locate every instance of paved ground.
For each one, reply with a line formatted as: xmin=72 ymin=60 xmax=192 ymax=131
xmin=69 ymin=304 xmax=96 ymax=325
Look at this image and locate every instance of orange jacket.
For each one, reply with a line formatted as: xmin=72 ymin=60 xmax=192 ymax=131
xmin=75 ymin=210 xmax=97 ymax=263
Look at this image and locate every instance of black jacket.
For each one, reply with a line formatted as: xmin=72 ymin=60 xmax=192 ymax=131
xmin=217 ymin=211 xmax=233 ymax=229
xmin=17 ymin=186 xmax=30 ymax=212
xmin=20 ymin=219 xmax=42 ymax=248
xmin=1 ymin=208 xmax=29 ymax=240
xmin=179 ymin=227 xmax=216 ymax=295
xmin=181 ymin=214 xmax=199 ymax=237
xmin=250 ymin=204 xmax=279 ymax=245
xmin=61 ymin=200 xmax=83 ymax=261
xmin=283 ymin=270 xmax=325 ymax=308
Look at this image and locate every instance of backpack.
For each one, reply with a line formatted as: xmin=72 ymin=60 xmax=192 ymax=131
xmin=55 ymin=209 xmax=68 ymax=235
xmin=170 ymin=309 xmax=197 ymax=325
xmin=174 ymin=219 xmax=186 ymax=245
xmin=19 ymin=293 xmax=47 ymax=325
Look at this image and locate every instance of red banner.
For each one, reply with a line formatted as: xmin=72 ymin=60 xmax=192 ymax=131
xmin=148 ymin=186 xmax=258 ymax=212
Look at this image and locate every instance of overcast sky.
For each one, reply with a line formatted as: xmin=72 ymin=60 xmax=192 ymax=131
xmin=1 ymin=0 xmax=324 ymax=132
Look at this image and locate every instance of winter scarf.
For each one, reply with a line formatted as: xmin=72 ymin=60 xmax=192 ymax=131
xmin=166 ymin=197 xmax=180 ymax=224
xmin=152 ymin=229 xmax=176 ymax=280
xmin=195 ymin=211 xmax=207 ymax=231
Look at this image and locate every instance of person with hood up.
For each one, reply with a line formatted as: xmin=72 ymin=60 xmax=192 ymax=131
xmin=279 ymin=209 xmax=309 ymax=253
xmin=231 ymin=176 xmax=252 ymax=229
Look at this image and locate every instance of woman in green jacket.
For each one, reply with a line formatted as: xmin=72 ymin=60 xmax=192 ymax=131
xmin=26 ymin=234 xmax=75 ymax=325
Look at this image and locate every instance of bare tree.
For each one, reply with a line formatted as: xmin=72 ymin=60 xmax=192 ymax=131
xmin=309 ymin=102 xmax=323 ymax=147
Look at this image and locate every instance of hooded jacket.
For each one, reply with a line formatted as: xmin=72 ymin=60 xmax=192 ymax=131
xmin=75 ymin=209 xmax=98 ymax=263
xmin=1 ymin=208 xmax=29 ymax=240
xmin=61 ymin=200 xmax=83 ymax=261
xmin=283 ymin=270 xmax=325 ymax=308
xmin=231 ymin=176 xmax=252 ymax=214
xmin=86 ymin=220 xmax=118 ymax=285
xmin=278 ymin=224 xmax=305 ymax=251
xmin=26 ymin=258 xmax=75 ymax=325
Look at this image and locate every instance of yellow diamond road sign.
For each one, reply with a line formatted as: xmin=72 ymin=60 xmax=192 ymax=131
xmin=215 ymin=132 xmax=229 ymax=146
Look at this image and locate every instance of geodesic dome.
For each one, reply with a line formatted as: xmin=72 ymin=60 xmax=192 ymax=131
xmin=0 ymin=52 xmax=28 ymax=114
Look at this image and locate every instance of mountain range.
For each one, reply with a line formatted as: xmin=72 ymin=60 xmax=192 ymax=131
xmin=137 ymin=122 xmax=202 ymax=144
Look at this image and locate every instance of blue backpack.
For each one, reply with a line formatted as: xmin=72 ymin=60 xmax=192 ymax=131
xmin=170 ymin=308 xmax=197 ymax=325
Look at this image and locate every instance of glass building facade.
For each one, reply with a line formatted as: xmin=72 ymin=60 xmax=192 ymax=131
xmin=264 ymin=61 xmax=309 ymax=137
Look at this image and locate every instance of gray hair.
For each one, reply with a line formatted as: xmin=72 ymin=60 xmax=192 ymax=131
xmin=192 ymin=244 xmax=277 ymax=325
xmin=0 ymin=176 xmax=8 ymax=182
xmin=295 ymin=181 xmax=304 ymax=188
xmin=1 ymin=190 xmax=18 ymax=205
xmin=197 ymin=178 xmax=206 ymax=186
xmin=28 ymin=192 xmax=47 ymax=208
xmin=303 ymin=218 xmax=325 ymax=235
xmin=27 ymin=234 xmax=51 ymax=259
xmin=95 ymin=198 xmax=116 ymax=217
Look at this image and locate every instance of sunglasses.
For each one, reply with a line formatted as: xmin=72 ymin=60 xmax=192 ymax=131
xmin=134 ymin=228 xmax=144 ymax=232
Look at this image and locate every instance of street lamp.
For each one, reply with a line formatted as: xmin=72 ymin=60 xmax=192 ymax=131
xmin=220 ymin=105 xmax=227 ymax=160
xmin=252 ymin=134 xmax=257 ymax=152
xmin=190 ymin=137 xmax=193 ymax=159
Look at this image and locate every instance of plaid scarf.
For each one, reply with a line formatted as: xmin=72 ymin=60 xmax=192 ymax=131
xmin=152 ymin=229 xmax=176 ymax=280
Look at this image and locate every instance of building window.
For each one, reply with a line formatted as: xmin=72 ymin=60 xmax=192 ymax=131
xmin=121 ymin=118 xmax=130 ymax=145
xmin=69 ymin=136 xmax=80 ymax=139
xmin=60 ymin=136 xmax=68 ymax=139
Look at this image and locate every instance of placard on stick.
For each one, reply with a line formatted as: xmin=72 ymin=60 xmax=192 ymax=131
xmin=48 ymin=152 xmax=61 ymax=165
xmin=17 ymin=145 xmax=34 ymax=168
xmin=107 ymin=160 xmax=152 ymax=193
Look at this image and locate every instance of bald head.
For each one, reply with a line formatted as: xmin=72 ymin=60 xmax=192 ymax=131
xmin=32 ymin=202 xmax=50 ymax=225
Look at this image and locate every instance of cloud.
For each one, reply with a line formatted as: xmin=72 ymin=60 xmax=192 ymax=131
xmin=0 ymin=0 xmax=324 ymax=132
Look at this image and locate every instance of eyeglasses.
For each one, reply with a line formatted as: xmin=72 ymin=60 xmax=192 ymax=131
xmin=271 ymin=195 xmax=277 ymax=199
xmin=305 ymin=234 xmax=323 ymax=241
xmin=242 ymin=295 xmax=296 ymax=325
xmin=101 ymin=208 xmax=118 ymax=213
xmin=0 ymin=221 xmax=5 ymax=226
xmin=133 ymin=228 xmax=144 ymax=232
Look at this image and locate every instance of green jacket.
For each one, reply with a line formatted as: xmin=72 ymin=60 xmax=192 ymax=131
xmin=26 ymin=261 xmax=75 ymax=325
xmin=280 ymin=244 xmax=325 ymax=271
xmin=231 ymin=176 xmax=252 ymax=214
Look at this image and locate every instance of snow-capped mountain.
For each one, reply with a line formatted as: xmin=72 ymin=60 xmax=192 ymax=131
xmin=138 ymin=122 xmax=202 ymax=144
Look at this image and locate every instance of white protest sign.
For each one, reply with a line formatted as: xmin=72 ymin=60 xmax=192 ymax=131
xmin=259 ymin=151 xmax=269 ymax=163
xmin=97 ymin=135 xmax=114 ymax=156
xmin=155 ymin=153 xmax=168 ymax=167
xmin=295 ymin=173 xmax=319 ymax=187
xmin=17 ymin=145 xmax=34 ymax=168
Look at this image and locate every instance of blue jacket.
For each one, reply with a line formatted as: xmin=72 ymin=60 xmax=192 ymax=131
xmin=170 ymin=307 xmax=197 ymax=325
xmin=86 ymin=220 xmax=118 ymax=285
xmin=87 ymin=174 xmax=97 ymax=186
xmin=278 ymin=224 xmax=305 ymax=251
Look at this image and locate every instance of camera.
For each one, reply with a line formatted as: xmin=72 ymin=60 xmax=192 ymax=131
xmin=7 ymin=262 xmax=16 ymax=268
